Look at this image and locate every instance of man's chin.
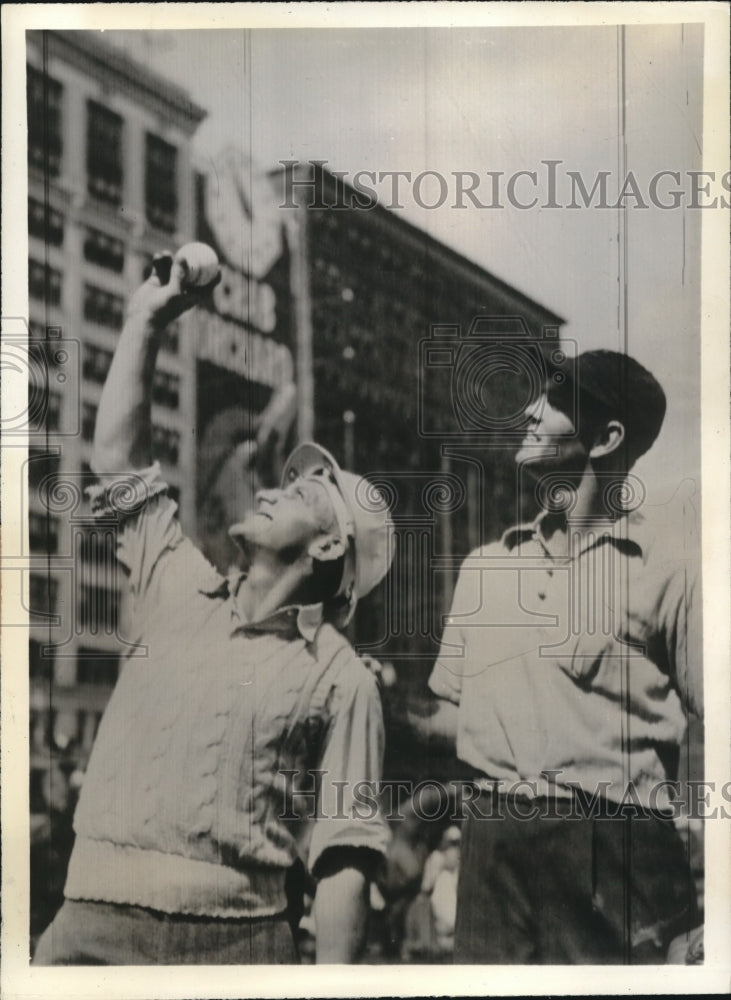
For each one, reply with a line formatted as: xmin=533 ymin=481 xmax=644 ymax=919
xmin=515 ymin=446 xmax=549 ymax=470
xmin=228 ymin=519 xmax=257 ymax=547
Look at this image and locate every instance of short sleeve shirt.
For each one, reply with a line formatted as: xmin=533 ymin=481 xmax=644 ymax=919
xmin=428 ymin=503 xmax=702 ymax=806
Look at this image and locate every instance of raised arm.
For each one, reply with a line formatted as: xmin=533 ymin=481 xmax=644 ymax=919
xmin=91 ymin=254 xmax=204 ymax=475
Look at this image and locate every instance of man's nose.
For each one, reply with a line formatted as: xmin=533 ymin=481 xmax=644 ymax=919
xmin=256 ymin=488 xmax=280 ymax=505
xmin=523 ymin=399 xmax=542 ymax=423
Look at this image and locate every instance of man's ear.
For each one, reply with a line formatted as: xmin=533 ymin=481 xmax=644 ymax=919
xmin=589 ymin=419 xmax=625 ymax=460
xmin=308 ymin=533 xmax=347 ymax=563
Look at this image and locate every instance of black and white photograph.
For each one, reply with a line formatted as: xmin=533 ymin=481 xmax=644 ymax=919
xmin=2 ymin=3 xmax=729 ymax=997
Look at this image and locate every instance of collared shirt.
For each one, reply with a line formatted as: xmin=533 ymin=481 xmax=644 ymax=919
xmin=429 ymin=502 xmax=702 ymax=807
xmin=66 ymin=465 xmax=389 ymax=918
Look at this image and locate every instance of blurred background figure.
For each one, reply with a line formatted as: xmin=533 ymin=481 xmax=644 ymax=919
xmin=402 ymin=824 xmax=461 ymax=963
xmin=429 ymin=826 xmax=461 ymax=957
xmin=30 ymin=764 xmax=78 ymax=953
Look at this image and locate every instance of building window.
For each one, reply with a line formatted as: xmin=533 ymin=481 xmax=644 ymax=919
xmin=28 ymin=339 xmax=59 ymax=377
xmin=160 ymin=322 xmax=180 ymax=355
xmin=28 ymin=259 xmax=62 ymax=306
xmin=82 ymin=343 xmax=114 ymax=384
xmin=28 ymin=449 xmax=60 ymax=490
xmin=27 ymin=65 xmax=63 ymax=177
xmin=83 ymin=284 xmax=124 ymax=330
xmin=87 ymin=101 xmax=123 ymax=206
xmin=76 ymin=647 xmax=119 ymax=686
xmin=29 ymin=512 xmax=59 ymax=554
xmin=83 ymin=227 xmax=125 ymax=272
xmin=152 ymin=371 xmax=180 ymax=409
xmin=29 ymin=639 xmax=53 ymax=681
xmin=29 ymin=572 xmax=58 ymax=620
xmin=76 ymin=583 xmax=119 ymax=632
xmin=28 ymin=383 xmax=61 ymax=433
xmin=152 ymin=425 xmax=180 ymax=466
xmin=82 ymin=402 xmax=97 ymax=442
xmin=145 ymin=133 xmax=178 ymax=232
xmin=30 ymin=724 xmax=49 ymax=765
xmin=28 ymin=198 xmax=64 ymax=246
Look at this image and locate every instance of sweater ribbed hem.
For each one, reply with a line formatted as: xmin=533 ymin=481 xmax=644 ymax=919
xmin=65 ymin=838 xmax=288 ymax=918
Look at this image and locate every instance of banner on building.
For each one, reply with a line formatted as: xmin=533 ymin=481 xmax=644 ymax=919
xmin=191 ymin=147 xmax=296 ymax=572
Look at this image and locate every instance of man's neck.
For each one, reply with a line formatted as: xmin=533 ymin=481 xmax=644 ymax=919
xmin=541 ymin=465 xmax=626 ymax=557
xmin=234 ymin=549 xmax=310 ymax=623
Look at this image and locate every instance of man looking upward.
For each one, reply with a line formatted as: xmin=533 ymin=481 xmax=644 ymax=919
xmin=34 ymin=253 xmax=394 ymax=965
xmin=427 ymin=349 xmax=702 ymax=963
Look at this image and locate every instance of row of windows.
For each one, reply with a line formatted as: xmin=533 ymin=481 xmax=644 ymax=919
xmin=29 ymin=573 xmax=120 ymax=631
xmin=28 ymin=198 xmax=64 ymax=246
xmin=152 ymin=370 xmax=180 ymax=409
xmin=29 ymin=573 xmax=58 ymax=620
xmin=28 ymin=268 xmax=181 ymax=355
xmin=29 ymin=512 xmax=59 ymax=554
xmin=28 ymin=449 xmax=60 ymax=489
xmin=28 ymin=459 xmax=181 ymax=520
xmin=86 ymin=100 xmax=123 ymax=205
xmin=28 ymin=503 xmax=180 ymax=564
xmin=31 ymin=315 xmax=176 ymax=366
xmin=30 ymin=639 xmax=120 ymax=686
xmin=29 ymin=199 xmax=127 ymax=275
xmin=27 ymin=382 xmax=62 ymax=433
xmin=84 ymin=227 xmax=125 ymax=272
xmin=30 ymin=708 xmax=104 ymax=758
xmin=82 ymin=342 xmax=114 ymax=383
xmin=27 ymin=65 xmax=63 ymax=176
xmin=82 ymin=363 xmax=179 ymax=410
xmin=28 ymin=515 xmax=137 ymax=564
xmin=28 ymin=259 xmax=62 ymax=306
xmin=29 ymin=276 xmax=181 ymax=354
xmin=84 ymin=283 xmax=125 ymax=330
xmin=27 ymin=66 xmax=180 ymax=233
xmin=152 ymin=425 xmax=181 ymax=466
xmin=28 ymin=327 xmax=64 ymax=371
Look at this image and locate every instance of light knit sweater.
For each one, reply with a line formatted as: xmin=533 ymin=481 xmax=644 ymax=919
xmin=65 ymin=468 xmax=389 ymax=917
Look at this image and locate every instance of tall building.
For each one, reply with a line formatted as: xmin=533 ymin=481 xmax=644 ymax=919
xmin=26 ymin=29 xmax=205 ymax=801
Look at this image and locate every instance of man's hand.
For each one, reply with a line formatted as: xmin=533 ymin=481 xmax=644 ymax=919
xmin=126 ymin=252 xmax=219 ymax=332
xmin=92 ymin=252 xmax=218 ymax=474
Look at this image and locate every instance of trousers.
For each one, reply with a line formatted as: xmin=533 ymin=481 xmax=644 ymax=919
xmin=33 ymin=899 xmax=299 ymax=965
xmin=454 ymin=792 xmax=698 ymax=964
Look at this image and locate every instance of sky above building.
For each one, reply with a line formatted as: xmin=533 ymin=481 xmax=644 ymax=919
xmin=101 ymin=23 xmax=707 ymax=497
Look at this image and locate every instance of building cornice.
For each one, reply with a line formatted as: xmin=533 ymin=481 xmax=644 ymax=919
xmin=27 ymin=29 xmax=207 ymax=136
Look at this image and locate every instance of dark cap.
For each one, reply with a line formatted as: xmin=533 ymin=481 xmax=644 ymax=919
xmin=548 ymin=349 xmax=667 ymax=465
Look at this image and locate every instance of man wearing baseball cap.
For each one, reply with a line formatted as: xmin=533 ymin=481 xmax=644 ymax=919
xmin=34 ymin=254 xmax=394 ymax=965
xmin=426 ymin=348 xmax=702 ymax=963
